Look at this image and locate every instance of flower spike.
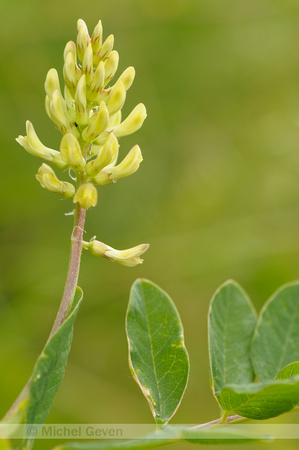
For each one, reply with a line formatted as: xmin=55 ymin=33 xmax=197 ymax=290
xmin=17 ymin=19 xmax=148 ymax=267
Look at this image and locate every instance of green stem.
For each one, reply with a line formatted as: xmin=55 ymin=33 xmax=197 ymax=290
xmin=190 ymin=414 xmax=246 ymax=429
xmin=49 ymin=202 xmax=86 ymax=337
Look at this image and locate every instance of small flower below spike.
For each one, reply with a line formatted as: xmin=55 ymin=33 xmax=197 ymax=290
xmin=83 ymin=239 xmax=149 ymax=267
xmin=73 ymin=183 xmax=98 ymax=209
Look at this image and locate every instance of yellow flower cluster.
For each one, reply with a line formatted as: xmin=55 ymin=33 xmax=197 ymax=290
xmin=16 ymin=19 xmax=147 ymax=207
xmin=16 ymin=19 xmax=149 ymax=267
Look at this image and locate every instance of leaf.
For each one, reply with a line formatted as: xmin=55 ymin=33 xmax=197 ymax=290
xmin=217 ymin=375 xmax=299 ymax=419
xmin=251 ymin=281 xmax=299 ymax=381
xmin=23 ymin=287 xmax=83 ymax=448
xmin=275 ymin=361 xmax=299 ymax=380
xmin=126 ymin=279 xmax=189 ymax=425
xmin=208 ymin=280 xmax=257 ymax=395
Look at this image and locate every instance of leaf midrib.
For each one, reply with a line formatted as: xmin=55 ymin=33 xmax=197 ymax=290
xmin=142 ymin=283 xmax=161 ymax=416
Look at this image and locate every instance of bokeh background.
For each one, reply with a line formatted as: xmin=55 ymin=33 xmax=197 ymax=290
xmin=1 ymin=0 xmax=299 ymax=449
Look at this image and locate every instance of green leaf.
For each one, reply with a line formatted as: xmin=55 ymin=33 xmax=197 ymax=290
xmin=126 ymin=279 xmax=189 ymax=425
xmin=275 ymin=361 xmax=299 ymax=380
xmin=208 ymin=280 xmax=257 ymax=395
xmin=251 ymin=282 xmax=299 ymax=381
xmin=217 ymin=375 xmax=299 ymax=419
xmin=24 ymin=287 xmax=83 ymax=447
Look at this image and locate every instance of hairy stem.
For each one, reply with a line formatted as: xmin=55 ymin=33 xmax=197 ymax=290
xmin=49 ymin=202 xmax=86 ymax=337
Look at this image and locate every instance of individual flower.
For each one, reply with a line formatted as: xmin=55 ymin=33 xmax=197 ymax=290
xmin=83 ymin=240 xmax=149 ymax=267
xmin=36 ymin=164 xmax=75 ymax=198
xmin=93 ymin=145 xmax=142 ymax=185
xmin=73 ymin=183 xmax=98 ymax=209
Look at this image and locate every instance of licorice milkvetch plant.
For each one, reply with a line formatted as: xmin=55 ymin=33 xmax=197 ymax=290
xmin=3 ymin=18 xmax=149 ymax=447
xmin=2 ymin=17 xmax=299 ymax=450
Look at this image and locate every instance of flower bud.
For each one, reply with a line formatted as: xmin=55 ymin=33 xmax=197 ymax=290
xmin=16 ymin=121 xmax=67 ymax=168
xmin=82 ymin=43 xmax=93 ymax=85
xmin=49 ymin=90 xmax=73 ymax=134
xmin=107 ymin=81 xmax=126 ymax=116
xmin=60 ymin=133 xmax=86 ymax=170
xmin=83 ymin=240 xmax=149 ymax=267
xmin=64 ymin=85 xmax=76 ymax=122
xmin=36 ymin=163 xmax=75 ymax=198
xmin=113 ymin=104 xmax=147 ymax=138
xmin=104 ymin=50 xmax=119 ymax=83
xmin=93 ymin=111 xmax=121 ymax=146
xmin=91 ymin=20 xmax=103 ymax=55
xmin=87 ymin=61 xmax=105 ymax=101
xmin=117 ymin=66 xmax=135 ymax=90
xmin=63 ymin=41 xmax=77 ymax=63
xmin=86 ymin=133 xmax=119 ymax=176
xmin=77 ymin=19 xmax=90 ymax=62
xmin=45 ymin=68 xmax=61 ymax=98
xmin=63 ymin=52 xmax=78 ymax=94
xmin=82 ymin=101 xmax=109 ymax=143
xmin=97 ymin=34 xmax=114 ymax=60
xmin=73 ymin=183 xmax=98 ymax=209
xmin=94 ymin=144 xmax=142 ymax=185
xmin=75 ymin=75 xmax=88 ymax=126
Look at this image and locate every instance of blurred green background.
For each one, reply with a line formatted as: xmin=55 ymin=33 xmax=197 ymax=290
xmin=1 ymin=0 xmax=299 ymax=449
